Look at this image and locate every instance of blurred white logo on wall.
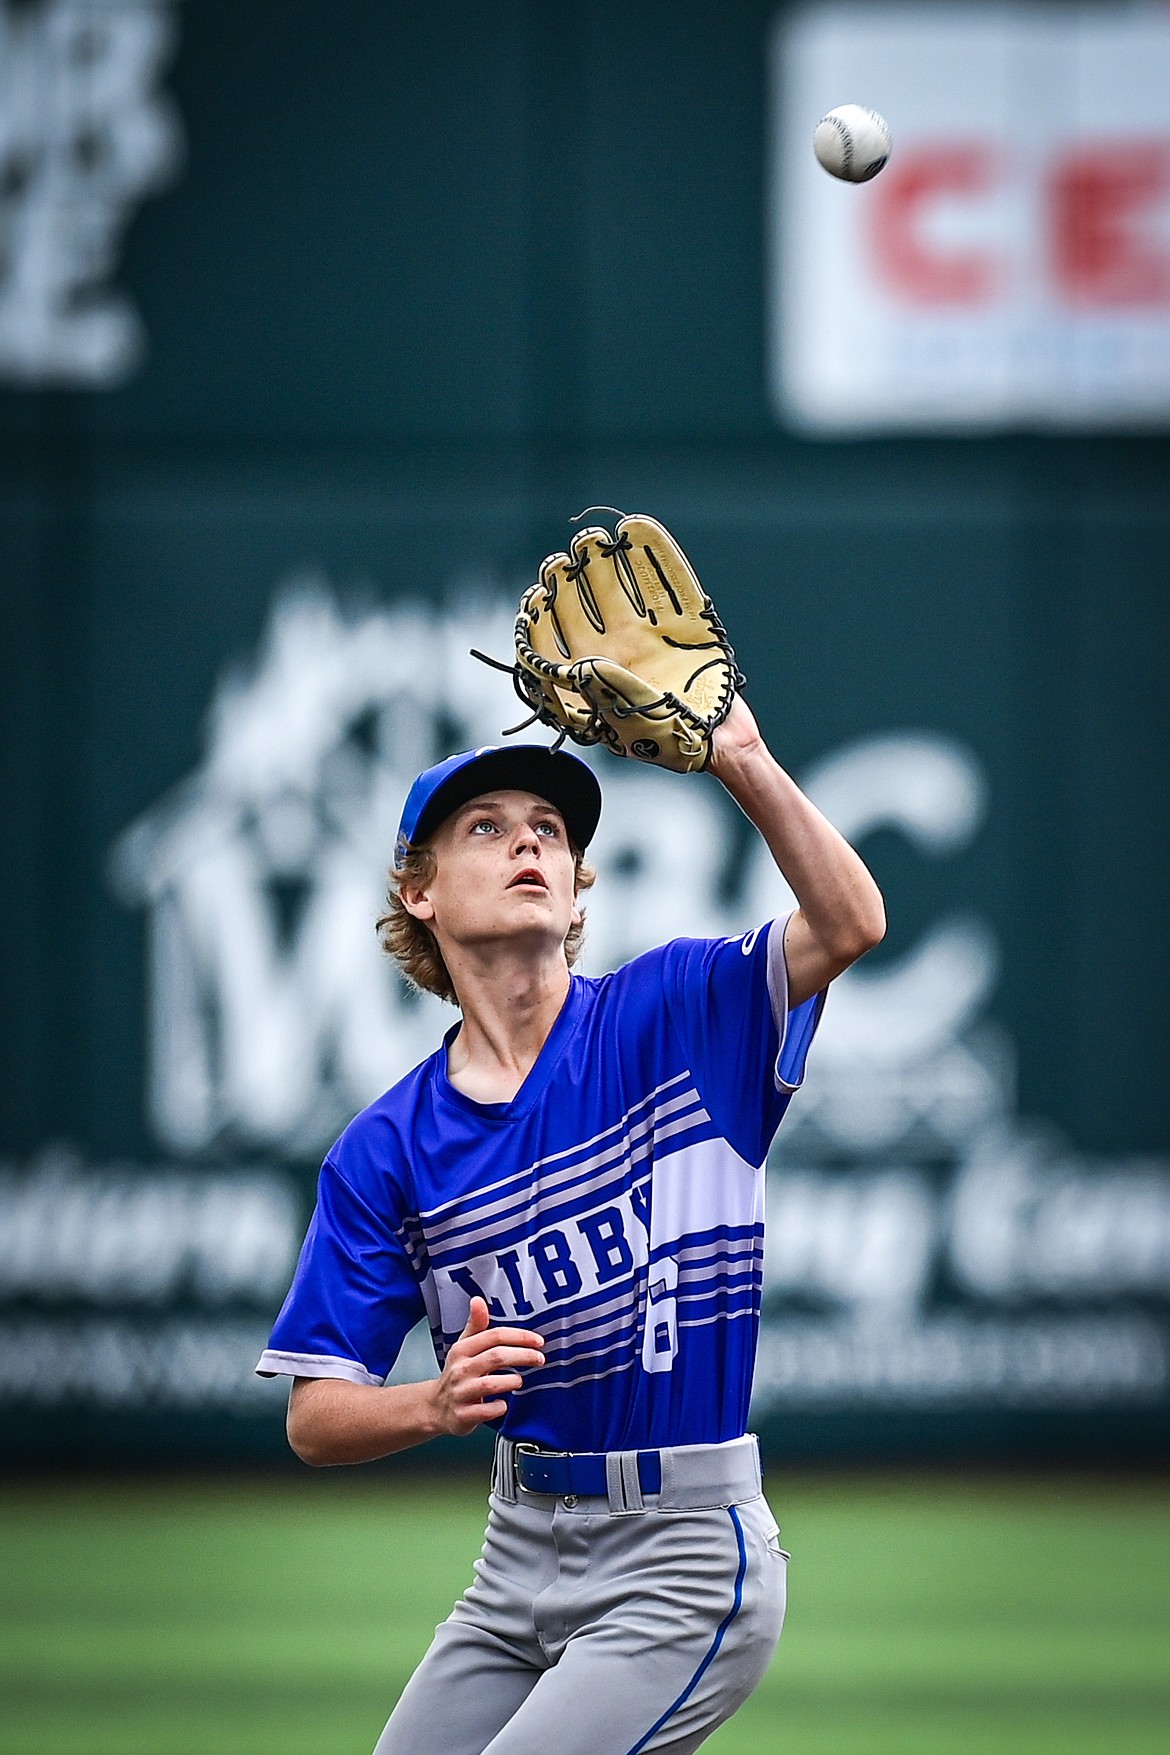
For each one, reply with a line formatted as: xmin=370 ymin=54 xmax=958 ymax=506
xmin=111 ymin=579 xmax=997 ymax=1164
xmin=0 ymin=0 xmax=181 ymax=385
xmin=772 ymin=3 xmax=1170 ymax=430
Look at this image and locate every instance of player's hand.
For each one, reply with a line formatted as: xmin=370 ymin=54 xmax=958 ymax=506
xmin=431 ymin=1297 xmax=545 ymax=1436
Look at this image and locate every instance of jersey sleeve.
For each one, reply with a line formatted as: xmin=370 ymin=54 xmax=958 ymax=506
xmin=256 ymin=1155 xmax=426 ymax=1386
xmin=660 ymin=915 xmax=825 ymax=1167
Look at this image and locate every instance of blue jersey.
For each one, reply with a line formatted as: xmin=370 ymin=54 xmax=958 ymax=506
xmin=258 ymin=918 xmax=823 ymax=1451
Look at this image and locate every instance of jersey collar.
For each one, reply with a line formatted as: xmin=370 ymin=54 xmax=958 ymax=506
xmin=433 ymin=975 xmax=586 ymax=1122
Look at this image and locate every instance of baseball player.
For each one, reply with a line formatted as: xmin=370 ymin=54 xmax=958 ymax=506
xmin=257 ymin=524 xmax=885 ymax=1753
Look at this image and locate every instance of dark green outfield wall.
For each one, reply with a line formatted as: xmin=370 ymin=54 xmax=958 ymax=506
xmin=1 ymin=1 xmax=1167 ymax=1465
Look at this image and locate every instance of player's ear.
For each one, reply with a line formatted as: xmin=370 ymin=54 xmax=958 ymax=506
xmin=397 ymin=858 xmax=438 ymax=923
xmin=399 ymin=881 xmax=436 ymax=923
xmin=398 ymin=884 xmax=435 ymax=926
xmin=396 ymin=841 xmax=441 ymax=922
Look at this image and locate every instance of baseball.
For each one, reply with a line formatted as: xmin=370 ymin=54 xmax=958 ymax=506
xmin=813 ymin=104 xmax=892 ymax=183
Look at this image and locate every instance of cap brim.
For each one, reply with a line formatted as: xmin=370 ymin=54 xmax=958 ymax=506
xmin=407 ymin=746 xmax=602 ymax=857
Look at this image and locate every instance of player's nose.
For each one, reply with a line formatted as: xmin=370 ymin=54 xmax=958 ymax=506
xmin=510 ymin=821 xmax=541 ymax=856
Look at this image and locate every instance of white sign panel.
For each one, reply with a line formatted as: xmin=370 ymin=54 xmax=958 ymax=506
xmin=771 ymin=3 xmax=1170 ymax=430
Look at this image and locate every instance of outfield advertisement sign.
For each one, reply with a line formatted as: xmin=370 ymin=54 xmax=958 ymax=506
xmin=773 ymin=3 xmax=1170 ymax=430
xmin=1 ymin=2 xmax=1165 ymax=1464
xmin=2 ymin=586 xmax=1166 ymax=1449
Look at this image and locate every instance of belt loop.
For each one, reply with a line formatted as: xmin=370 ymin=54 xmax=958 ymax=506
xmin=605 ymin=1449 xmax=644 ymax=1515
xmin=493 ymin=1437 xmax=518 ymax=1504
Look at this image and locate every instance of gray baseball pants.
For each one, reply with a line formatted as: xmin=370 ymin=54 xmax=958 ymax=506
xmin=373 ymin=1434 xmax=788 ymax=1755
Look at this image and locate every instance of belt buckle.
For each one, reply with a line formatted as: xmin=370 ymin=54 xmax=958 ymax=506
xmin=514 ymin=1443 xmax=570 ymax=1494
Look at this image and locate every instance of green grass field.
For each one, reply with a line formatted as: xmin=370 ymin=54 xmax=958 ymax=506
xmin=1 ymin=1474 xmax=1168 ymax=1755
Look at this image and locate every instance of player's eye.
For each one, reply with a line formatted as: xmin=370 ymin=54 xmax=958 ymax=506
xmin=470 ymin=818 xmax=499 ymax=836
xmin=535 ymin=821 xmax=559 ymax=838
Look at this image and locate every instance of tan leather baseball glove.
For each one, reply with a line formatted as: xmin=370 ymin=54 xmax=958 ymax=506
xmin=500 ymin=513 xmax=743 ymax=773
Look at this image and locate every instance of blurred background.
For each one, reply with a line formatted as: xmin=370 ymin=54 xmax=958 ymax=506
xmin=1 ymin=1 xmax=1168 ymax=1751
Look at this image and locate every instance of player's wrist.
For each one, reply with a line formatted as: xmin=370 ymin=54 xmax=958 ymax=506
xmin=405 ymin=1376 xmax=451 ymax=1442
xmin=708 ymin=704 xmax=769 ymax=785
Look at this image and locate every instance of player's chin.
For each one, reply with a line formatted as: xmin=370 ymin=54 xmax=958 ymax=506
xmin=504 ymin=884 xmax=554 ymax=905
xmin=500 ymin=892 xmax=574 ymax=932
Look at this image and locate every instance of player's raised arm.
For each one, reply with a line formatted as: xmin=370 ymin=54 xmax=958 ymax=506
xmin=286 ymin=1300 xmax=545 ymax=1467
xmin=497 ymin=510 xmax=883 ymax=1008
xmin=708 ymin=694 xmax=886 ymax=1008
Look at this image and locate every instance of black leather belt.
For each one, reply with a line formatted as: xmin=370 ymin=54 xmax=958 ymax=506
xmin=514 ymin=1445 xmax=663 ymax=1498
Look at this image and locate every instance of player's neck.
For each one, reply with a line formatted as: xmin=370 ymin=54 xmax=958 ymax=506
xmin=444 ymin=952 xmax=572 ymax=1105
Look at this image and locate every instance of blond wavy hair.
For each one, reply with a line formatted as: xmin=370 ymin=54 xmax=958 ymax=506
xmin=377 ymin=842 xmax=597 ymax=1005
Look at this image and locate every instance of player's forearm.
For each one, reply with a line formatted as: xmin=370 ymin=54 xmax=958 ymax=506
xmin=709 ymin=714 xmax=885 ymax=985
xmin=286 ymin=1375 xmax=444 ymax=1467
xmin=286 ymin=1302 xmax=542 ymax=1465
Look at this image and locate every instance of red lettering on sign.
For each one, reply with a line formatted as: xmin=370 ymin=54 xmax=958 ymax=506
xmin=869 ymin=147 xmax=1000 ymax=305
xmin=1050 ymin=144 xmax=1170 ymax=306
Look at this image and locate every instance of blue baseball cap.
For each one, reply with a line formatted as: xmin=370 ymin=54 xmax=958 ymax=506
xmin=394 ymin=745 xmax=602 ymax=870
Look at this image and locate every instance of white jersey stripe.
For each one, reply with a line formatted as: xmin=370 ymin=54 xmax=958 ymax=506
xmin=677 ymin=1306 xmax=758 ymax=1333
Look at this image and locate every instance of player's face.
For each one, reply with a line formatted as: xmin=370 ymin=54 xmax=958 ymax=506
xmin=411 ymin=789 xmax=582 ymax=957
